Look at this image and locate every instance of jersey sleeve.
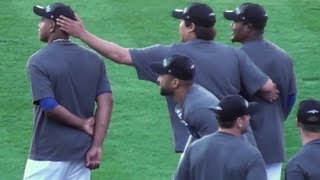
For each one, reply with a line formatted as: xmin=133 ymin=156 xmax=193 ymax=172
xmin=246 ymin=152 xmax=268 ymax=180
xmin=288 ymin=68 xmax=297 ymax=95
xmin=186 ymin=108 xmax=218 ymax=138
xmin=27 ymin=57 xmax=54 ymax=104
xmin=237 ymin=49 xmax=269 ymax=96
xmin=285 ymin=161 xmax=307 ymax=180
xmin=129 ymin=44 xmax=172 ymax=83
xmin=174 ymin=147 xmax=191 ymax=180
xmin=96 ymin=59 xmax=112 ymax=96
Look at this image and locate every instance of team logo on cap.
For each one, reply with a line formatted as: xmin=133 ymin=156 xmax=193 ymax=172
xmin=209 ymin=12 xmax=215 ymax=17
xmin=235 ymin=7 xmax=241 ymax=15
xmin=308 ymin=109 xmax=319 ymax=114
xmin=163 ymin=58 xmax=169 ymax=67
xmin=183 ymin=7 xmax=187 ymax=14
xmin=45 ymin=6 xmax=52 ymax=13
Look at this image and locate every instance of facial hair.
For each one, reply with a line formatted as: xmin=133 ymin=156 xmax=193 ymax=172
xmin=160 ymin=87 xmax=174 ymax=96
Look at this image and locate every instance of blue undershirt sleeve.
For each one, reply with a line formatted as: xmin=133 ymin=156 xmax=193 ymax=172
xmin=285 ymin=94 xmax=296 ymax=118
xmin=39 ymin=97 xmax=58 ymax=112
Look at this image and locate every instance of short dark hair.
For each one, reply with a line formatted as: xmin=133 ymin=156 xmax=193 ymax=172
xmin=216 ymin=115 xmax=236 ymax=128
xmin=185 ymin=20 xmax=216 ymax=41
xmin=242 ymin=21 xmax=265 ymax=34
xmin=300 ymin=123 xmax=320 ymax=133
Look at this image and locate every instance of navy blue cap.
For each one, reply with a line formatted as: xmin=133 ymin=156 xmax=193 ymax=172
xmin=151 ymin=55 xmax=195 ymax=81
xmin=172 ymin=3 xmax=216 ymax=28
xmin=224 ymin=3 xmax=268 ymax=29
xmin=297 ymin=99 xmax=320 ymax=125
xmin=33 ymin=2 xmax=76 ymax=22
xmin=214 ymin=95 xmax=258 ymax=122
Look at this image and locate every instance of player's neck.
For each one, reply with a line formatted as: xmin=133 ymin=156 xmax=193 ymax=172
xmin=301 ymin=130 xmax=320 ymax=145
xmin=47 ymin=32 xmax=69 ymax=43
xmin=243 ymin=35 xmax=263 ymax=43
xmin=218 ymin=128 xmax=241 ymax=137
xmin=174 ymin=85 xmax=193 ymax=105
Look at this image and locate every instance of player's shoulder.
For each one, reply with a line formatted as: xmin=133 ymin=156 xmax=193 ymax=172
xmin=76 ymin=44 xmax=104 ymax=62
xmin=264 ymin=39 xmax=292 ymax=58
xmin=28 ymin=45 xmax=51 ymax=64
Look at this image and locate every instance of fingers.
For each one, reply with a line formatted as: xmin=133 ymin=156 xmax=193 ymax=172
xmin=88 ymin=161 xmax=100 ymax=170
xmin=85 ymin=157 xmax=100 ymax=170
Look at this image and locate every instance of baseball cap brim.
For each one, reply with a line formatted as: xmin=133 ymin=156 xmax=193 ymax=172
xmin=33 ymin=5 xmax=49 ymax=18
xmin=172 ymin=9 xmax=184 ymax=19
xmin=150 ymin=63 xmax=167 ymax=75
xmin=223 ymin=10 xmax=239 ymax=21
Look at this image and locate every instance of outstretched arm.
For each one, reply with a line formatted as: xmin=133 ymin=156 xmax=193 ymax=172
xmin=57 ymin=15 xmax=132 ymax=65
xmin=85 ymin=92 xmax=113 ymax=170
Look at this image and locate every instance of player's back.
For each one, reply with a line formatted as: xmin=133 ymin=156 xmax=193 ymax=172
xmin=185 ymin=131 xmax=266 ymax=180
xmin=174 ymin=40 xmax=267 ymax=100
xmin=241 ymin=39 xmax=296 ymax=113
xmin=285 ymin=139 xmax=320 ymax=180
xmin=29 ymin=40 xmax=105 ymax=117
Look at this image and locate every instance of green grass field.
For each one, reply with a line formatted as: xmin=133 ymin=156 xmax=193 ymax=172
xmin=1 ymin=0 xmax=320 ymax=179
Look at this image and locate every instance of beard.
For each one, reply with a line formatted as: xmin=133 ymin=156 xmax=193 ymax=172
xmin=160 ymin=87 xmax=174 ymax=96
xmin=240 ymin=127 xmax=248 ymax=134
xmin=231 ymin=33 xmax=239 ymax=43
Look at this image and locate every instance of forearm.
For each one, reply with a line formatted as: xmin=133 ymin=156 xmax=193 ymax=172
xmin=259 ymin=79 xmax=274 ymax=93
xmin=80 ymin=31 xmax=132 ymax=65
xmin=46 ymin=105 xmax=84 ymax=130
xmin=258 ymin=79 xmax=279 ymax=102
xmin=92 ymin=93 xmax=113 ymax=147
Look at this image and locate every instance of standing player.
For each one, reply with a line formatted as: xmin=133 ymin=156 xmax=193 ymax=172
xmin=23 ymin=3 xmax=113 ymax=179
xmin=57 ymin=2 xmax=279 ymax=153
xmin=224 ymin=3 xmax=297 ymax=179
xmin=150 ymin=54 xmax=219 ymax=140
xmin=285 ymin=99 xmax=320 ymax=180
xmin=175 ymin=95 xmax=267 ymax=180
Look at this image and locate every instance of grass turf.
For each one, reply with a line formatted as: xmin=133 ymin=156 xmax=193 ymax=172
xmin=0 ymin=0 xmax=319 ymax=179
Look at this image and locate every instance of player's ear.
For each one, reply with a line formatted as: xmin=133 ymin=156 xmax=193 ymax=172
xmin=171 ymin=78 xmax=180 ymax=88
xmin=245 ymin=23 xmax=253 ymax=32
xmin=236 ymin=117 xmax=243 ymax=128
xmin=50 ymin=20 xmax=56 ymax=33
xmin=187 ymin=22 xmax=196 ymax=32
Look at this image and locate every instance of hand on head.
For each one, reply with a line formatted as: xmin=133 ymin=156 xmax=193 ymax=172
xmin=56 ymin=14 xmax=85 ymax=38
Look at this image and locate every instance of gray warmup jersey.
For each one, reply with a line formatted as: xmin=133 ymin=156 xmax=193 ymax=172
xmin=175 ymin=132 xmax=267 ymax=180
xmin=285 ymin=139 xmax=320 ymax=180
xmin=240 ymin=38 xmax=297 ymax=164
xmin=27 ymin=40 xmax=111 ymax=161
xmin=176 ymin=84 xmax=219 ymax=138
xmin=130 ymin=39 xmax=268 ymax=152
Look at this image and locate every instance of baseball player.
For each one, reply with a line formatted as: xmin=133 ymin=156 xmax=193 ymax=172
xmin=150 ymin=55 xmax=219 ymax=140
xmin=285 ymin=99 xmax=320 ymax=180
xmin=23 ymin=3 xmax=113 ymax=179
xmin=175 ymin=95 xmax=267 ymax=180
xmin=224 ymin=3 xmax=297 ymax=180
xmin=56 ymin=2 xmax=279 ymax=153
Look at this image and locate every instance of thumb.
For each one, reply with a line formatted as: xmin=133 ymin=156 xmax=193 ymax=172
xmin=85 ymin=153 xmax=91 ymax=167
xmin=74 ymin=12 xmax=81 ymax=22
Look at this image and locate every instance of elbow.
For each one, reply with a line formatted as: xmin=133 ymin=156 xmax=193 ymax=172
xmin=260 ymin=79 xmax=274 ymax=93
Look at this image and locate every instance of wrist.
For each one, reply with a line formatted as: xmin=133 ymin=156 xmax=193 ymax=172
xmin=79 ymin=30 xmax=90 ymax=41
